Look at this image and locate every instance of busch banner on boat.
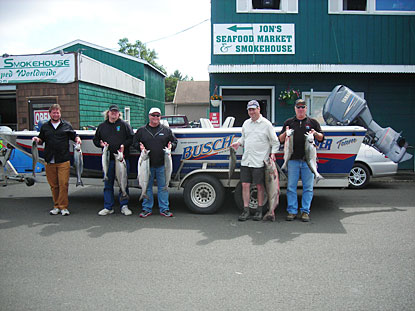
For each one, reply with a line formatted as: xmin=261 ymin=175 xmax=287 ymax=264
xmin=213 ymin=24 xmax=295 ymax=55
xmin=0 ymin=53 xmax=75 ymax=84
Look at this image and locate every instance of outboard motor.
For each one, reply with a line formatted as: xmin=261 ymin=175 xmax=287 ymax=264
xmin=323 ymin=85 xmax=412 ymax=163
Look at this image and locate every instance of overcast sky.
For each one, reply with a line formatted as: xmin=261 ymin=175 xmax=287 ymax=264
xmin=0 ymin=0 xmax=211 ymax=80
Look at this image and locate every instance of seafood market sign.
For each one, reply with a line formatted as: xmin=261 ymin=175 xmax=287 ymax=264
xmin=0 ymin=54 xmax=75 ymax=84
xmin=213 ymin=24 xmax=295 ymax=55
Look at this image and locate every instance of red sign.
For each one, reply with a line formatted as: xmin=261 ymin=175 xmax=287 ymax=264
xmin=34 ymin=110 xmax=50 ymax=125
xmin=209 ymin=112 xmax=220 ymax=128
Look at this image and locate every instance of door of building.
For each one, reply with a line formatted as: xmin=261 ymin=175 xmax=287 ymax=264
xmin=28 ymin=97 xmax=57 ymax=130
xmin=222 ymin=98 xmax=269 ymax=127
xmin=0 ymin=85 xmax=17 ymax=130
xmin=220 ymin=88 xmax=274 ymax=127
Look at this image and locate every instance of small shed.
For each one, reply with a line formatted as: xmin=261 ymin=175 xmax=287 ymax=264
xmin=167 ymin=81 xmax=209 ymax=122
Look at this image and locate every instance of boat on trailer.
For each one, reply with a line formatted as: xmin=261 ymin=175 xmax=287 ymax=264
xmin=0 ymin=125 xmax=366 ymax=213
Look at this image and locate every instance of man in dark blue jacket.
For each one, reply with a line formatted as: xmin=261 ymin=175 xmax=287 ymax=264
xmin=133 ymin=107 xmax=177 ymax=217
xmin=33 ymin=104 xmax=81 ymax=216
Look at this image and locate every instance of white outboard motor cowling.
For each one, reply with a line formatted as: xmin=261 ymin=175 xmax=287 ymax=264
xmin=323 ymin=85 xmax=412 ymax=163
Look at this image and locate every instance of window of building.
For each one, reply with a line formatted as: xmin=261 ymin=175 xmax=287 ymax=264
xmin=252 ymin=0 xmax=280 ymax=10
xmin=124 ymin=107 xmax=130 ymax=124
xmin=376 ymin=0 xmax=415 ymax=11
xmin=237 ymin=0 xmax=298 ymax=14
xmin=329 ymin=0 xmax=415 ymax=14
xmin=343 ymin=0 xmax=367 ymax=11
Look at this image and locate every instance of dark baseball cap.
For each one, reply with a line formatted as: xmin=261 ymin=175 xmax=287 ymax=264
xmin=295 ymin=99 xmax=306 ymax=106
xmin=109 ymin=104 xmax=119 ymax=111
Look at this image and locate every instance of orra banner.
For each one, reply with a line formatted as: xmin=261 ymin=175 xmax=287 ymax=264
xmin=213 ymin=24 xmax=295 ymax=55
xmin=0 ymin=53 xmax=75 ymax=84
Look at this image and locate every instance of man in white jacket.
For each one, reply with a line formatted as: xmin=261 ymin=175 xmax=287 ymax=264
xmin=231 ymin=100 xmax=280 ymax=221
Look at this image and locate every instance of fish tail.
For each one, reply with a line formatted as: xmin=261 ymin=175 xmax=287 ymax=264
xmin=139 ymin=193 xmax=149 ymax=201
xmin=315 ymin=174 xmax=324 ymax=184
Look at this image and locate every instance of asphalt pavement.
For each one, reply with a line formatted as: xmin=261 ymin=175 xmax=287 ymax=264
xmin=0 ymin=175 xmax=414 ymax=311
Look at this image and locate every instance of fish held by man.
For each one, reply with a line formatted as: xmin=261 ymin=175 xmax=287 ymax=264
xmin=101 ymin=144 xmax=110 ymax=181
xmin=31 ymin=140 xmax=39 ymax=177
xmin=73 ymin=143 xmax=84 ymax=187
xmin=228 ymin=146 xmax=237 ymax=186
xmin=304 ymin=132 xmax=324 ymax=183
xmin=163 ymin=147 xmax=172 ymax=191
xmin=281 ymin=128 xmax=294 ymax=171
xmin=114 ymin=150 xmax=129 ymax=202
xmin=263 ymin=158 xmax=280 ymax=222
xmin=137 ymin=149 xmax=150 ymax=201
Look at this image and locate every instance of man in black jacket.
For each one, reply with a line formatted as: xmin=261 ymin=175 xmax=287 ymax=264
xmin=133 ymin=107 xmax=177 ymax=217
xmin=93 ymin=105 xmax=134 ymax=216
xmin=32 ymin=104 xmax=81 ymax=216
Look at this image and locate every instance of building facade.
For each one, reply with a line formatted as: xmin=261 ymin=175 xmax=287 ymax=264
xmin=0 ymin=40 xmax=166 ymax=130
xmin=208 ymin=0 xmax=415 ymax=169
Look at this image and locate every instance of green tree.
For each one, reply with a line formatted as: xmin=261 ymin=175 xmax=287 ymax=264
xmin=118 ymin=38 xmax=166 ymax=74
xmin=118 ymin=38 xmax=193 ymax=103
xmin=165 ymin=70 xmax=193 ymax=102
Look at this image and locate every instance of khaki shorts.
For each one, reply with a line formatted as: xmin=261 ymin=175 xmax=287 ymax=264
xmin=240 ymin=165 xmax=265 ymax=185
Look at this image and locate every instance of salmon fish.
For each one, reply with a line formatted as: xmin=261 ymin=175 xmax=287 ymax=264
xmin=137 ymin=149 xmax=150 ymax=201
xmin=101 ymin=144 xmax=110 ymax=181
xmin=163 ymin=147 xmax=172 ymax=191
xmin=281 ymin=128 xmax=294 ymax=171
xmin=263 ymin=158 xmax=280 ymax=222
xmin=31 ymin=140 xmax=39 ymax=177
xmin=304 ymin=132 xmax=324 ymax=183
xmin=73 ymin=143 xmax=84 ymax=187
xmin=114 ymin=150 xmax=129 ymax=202
xmin=228 ymin=147 xmax=236 ymax=186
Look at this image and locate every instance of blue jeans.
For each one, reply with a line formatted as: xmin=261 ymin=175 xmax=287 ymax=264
xmin=142 ymin=165 xmax=169 ymax=213
xmin=286 ymin=159 xmax=314 ymax=215
xmin=104 ymin=159 xmax=130 ymax=210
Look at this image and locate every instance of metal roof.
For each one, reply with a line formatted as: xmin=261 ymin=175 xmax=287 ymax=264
xmin=45 ymin=39 xmax=167 ymax=77
xmin=208 ymin=64 xmax=415 ymax=74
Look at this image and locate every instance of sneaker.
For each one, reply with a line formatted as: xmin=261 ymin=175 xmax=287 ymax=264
xmin=238 ymin=208 xmax=250 ymax=221
xmin=286 ymin=213 xmax=297 ymax=221
xmin=49 ymin=208 xmax=60 ymax=215
xmin=160 ymin=210 xmax=173 ymax=217
xmin=301 ymin=212 xmax=310 ymax=222
xmin=252 ymin=207 xmax=263 ymax=221
xmin=121 ymin=205 xmax=132 ymax=216
xmin=61 ymin=209 xmax=70 ymax=216
xmin=139 ymin=210 xmax=152 ymax=218
xmin=98 ymin=208 xmax=114 ymax=216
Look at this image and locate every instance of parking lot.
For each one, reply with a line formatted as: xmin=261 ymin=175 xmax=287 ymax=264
xmin=0 ymin=175 xmax=414 ymax=311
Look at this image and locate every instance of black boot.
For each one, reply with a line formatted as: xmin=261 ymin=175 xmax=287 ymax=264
xmin=238 ymin=207 xmax=250 ymax=221
xmin=253 ymin=206 xmax=264 ymax=221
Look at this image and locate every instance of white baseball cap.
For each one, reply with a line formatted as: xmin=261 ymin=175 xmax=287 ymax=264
xmin=148 ymin=107 xmax=161 ymax=115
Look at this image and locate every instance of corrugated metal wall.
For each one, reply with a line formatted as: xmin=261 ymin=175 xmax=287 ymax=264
xmin=78 ymin=82 xmax=146 ymax=128
xmin=143 ymin=66 xmax=165 ymax=120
